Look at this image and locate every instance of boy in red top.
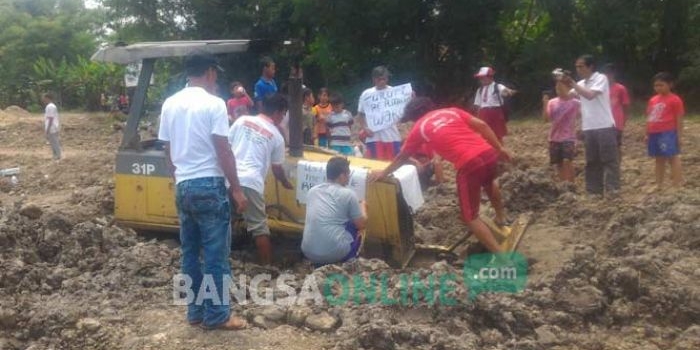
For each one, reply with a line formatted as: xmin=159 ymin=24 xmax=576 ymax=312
xmin=602 ymin=64 xmax=631 ymax=149
xmin=646 ymin=72 xmax=685 ymax=189
xmin=226 ymin=81 xmax=254 ymax=123
xmin=371 ymin=97 xmax=512 ymax=253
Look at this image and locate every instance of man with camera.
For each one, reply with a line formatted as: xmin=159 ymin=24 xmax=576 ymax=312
xmin=561 ymin=55 xmax=620 ymax=197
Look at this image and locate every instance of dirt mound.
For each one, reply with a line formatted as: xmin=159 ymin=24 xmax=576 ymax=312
xmin=3 ymin=105 xmax=31 ymax=117
xmin=499 ymin=166 xmax=576 ymax=213
xmin=0 ymin=205 xmax=179 ymax=349
xmin=0 ymin=110 xmax=20 ymax=123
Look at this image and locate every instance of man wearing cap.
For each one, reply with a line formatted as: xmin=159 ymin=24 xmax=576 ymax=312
xmin=158 ymin=52 xmax=248 ymax=330
xmin=357 ymin=66 xmax=403 ymax=161
xmin=473 ymin=66 xmax=517 ymax=143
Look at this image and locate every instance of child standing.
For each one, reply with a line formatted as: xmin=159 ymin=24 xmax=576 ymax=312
xmin=42 ymin=93 xmax=62 ymax=161
xmin=302 ymin=88 xmax=317 ymax=146
xmin=327 ymin=93 xmax=354 ymax=156
xmin=542 ymin=81 xmax=580 ymax=182
xmin=646 ymin=72 xmax=685 ymax=189
xmin=602 ymin=64 xmax=631 ymax=150
xmin=227 ymin=81 xmax=254 ymax=123
xmin=313 ymin=88 xmax=332 ymax=148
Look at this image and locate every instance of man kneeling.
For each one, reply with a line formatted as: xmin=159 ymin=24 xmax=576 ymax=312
xmin=301 ymin=157 xmax=368 ymax=265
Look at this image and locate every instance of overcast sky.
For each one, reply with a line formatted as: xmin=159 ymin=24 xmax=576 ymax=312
xmin=84 ymin=0 xmax=99 ymax=9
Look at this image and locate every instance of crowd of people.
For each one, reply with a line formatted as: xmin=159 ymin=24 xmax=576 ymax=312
xmin=155 ymin=51 xmax=685 ymax=330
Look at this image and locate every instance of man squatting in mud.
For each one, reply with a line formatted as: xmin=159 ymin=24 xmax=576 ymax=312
xmin=371 ymin=97 xmax=512 ymax=253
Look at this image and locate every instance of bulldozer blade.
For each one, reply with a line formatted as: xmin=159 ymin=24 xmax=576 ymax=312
xmin=481 ymin=213 xmax=531 ymax=252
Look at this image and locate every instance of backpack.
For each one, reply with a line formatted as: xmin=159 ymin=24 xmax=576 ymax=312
xmin=493 ymin=83 xmax=512 ymax=121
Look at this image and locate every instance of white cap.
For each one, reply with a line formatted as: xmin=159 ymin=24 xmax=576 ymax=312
xmin=474 ymin=66 xmax=495 ymax=78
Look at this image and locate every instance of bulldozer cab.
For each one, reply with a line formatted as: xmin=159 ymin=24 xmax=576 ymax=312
xmin=91 ymin=40 xmax=420 ymax=267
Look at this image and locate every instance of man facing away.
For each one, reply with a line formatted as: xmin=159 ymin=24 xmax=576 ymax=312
xmin=228 ymin=93 xmax=294 ymax=265
xmin=158 ymin=52 xmax=248 ymax=330
xmin=301 ymin=156 xmax=368 ymax=266
xmin=42 ymin=93 xmax=61 ymax=161
xmin=561 ymin=55 xmax=620 ymax=197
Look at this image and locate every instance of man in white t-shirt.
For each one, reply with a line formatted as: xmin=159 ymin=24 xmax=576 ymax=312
xmin=357 ymin=66 xmax=403 ymax=161
xmin=42 ymin=93 xmax=61 ymax=161
xmin=158 ymin=52 xmax=248 ymax=331
xmin=229 ymin=93 xmax=293 ymax=265
xmin=473 ymin=66 xmax=517 ymax=143
xmin=562 ymin=55 xmax=620 ymax=196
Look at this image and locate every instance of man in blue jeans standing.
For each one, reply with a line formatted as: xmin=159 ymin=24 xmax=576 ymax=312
xmin=159 ymin=52 xmax=248 ymax=330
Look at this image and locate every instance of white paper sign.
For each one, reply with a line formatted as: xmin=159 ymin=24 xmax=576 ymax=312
xmin=124 ymin=62 xmax=154 ymax=87
xmin=360 ymin=83 xmax=413 ymax=133
xmin=296 ymin=161 xmax=368 ymax=204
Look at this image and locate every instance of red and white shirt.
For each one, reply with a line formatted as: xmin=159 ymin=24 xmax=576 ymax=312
xmin=403 ymin=108 xmax=492 ymax=170
xmin=646 ymin=93 xmax=684 ymax=134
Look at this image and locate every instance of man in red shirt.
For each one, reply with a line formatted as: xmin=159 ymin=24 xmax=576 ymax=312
xmin=370 ymin=97 xmax=512 ymax=253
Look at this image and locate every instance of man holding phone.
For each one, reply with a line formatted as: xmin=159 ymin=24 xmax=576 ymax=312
xmin=561 ymin=55 xmax=620 ymax=197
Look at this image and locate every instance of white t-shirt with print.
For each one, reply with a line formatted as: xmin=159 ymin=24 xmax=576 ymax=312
xmin=574 ymin=72 xmax=615 ymax=131
xmin=357 ymin=86 xmax=402 ymax=143
xmin=228 ymin=115 xmax=285 ymax=195
xmin=44 ymin=103 xmax=60 ymax=134
xmin=158 ymin=86 xmax=230 ymax=184
xmin=474 ymin=83 xmax=507 ymax=108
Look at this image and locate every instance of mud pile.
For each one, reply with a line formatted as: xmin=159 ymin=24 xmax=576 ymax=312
xmin=322 ymin=189 xmax=700 ymax=350
xmin=0 ymin=205 xmax=179 ymax=350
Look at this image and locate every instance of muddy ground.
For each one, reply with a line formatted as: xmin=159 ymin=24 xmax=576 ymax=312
xmin=0 ymin=109 xmax=698 ymax=350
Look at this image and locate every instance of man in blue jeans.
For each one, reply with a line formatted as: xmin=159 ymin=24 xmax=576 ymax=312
xmin=301 ymin=157 xmax=368 ymax=266
xmin=158 ymin=52 xmax=248 ymax=330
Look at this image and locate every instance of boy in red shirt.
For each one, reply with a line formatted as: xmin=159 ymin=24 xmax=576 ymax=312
xmin=602 ymin=64 xmax=631 ymax=151
xmin=371 ymin=97 xmax=512 ymax=253
xmin=226 ymin=81 xmax=254 ymax=123
xmin=646 ymin=72 xmax=685 ymax=189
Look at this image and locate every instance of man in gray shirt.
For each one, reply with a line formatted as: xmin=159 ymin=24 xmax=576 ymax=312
xmin=301 ymin=157 xmax=368 ymax=265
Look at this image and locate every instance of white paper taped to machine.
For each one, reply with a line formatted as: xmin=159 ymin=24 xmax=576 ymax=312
xmin=295 ymin=160 xmax=424 ymax=212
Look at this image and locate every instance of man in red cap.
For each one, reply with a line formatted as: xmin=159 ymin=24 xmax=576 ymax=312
xmin=370 ymin=97 xmax=512 ymax=253
xmin=473 ymin=66 xmax=517 ymax=143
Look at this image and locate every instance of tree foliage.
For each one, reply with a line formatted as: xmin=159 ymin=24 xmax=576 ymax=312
xmin=0 ymin=0 xmax=112 ymax=110
xmin=1 ymin=0 xmax=699 ymax=112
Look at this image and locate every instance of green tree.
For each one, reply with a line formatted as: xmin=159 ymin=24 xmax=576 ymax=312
xmin=0 ymin=0 xmax=101 ymax=108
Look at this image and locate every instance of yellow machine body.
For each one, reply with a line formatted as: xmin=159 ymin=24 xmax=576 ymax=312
xmin=114 ymin=148 xmax=416 ymax=266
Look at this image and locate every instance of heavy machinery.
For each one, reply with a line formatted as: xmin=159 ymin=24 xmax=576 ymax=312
xmin=92 ymin=40 xmax=527 ymax=268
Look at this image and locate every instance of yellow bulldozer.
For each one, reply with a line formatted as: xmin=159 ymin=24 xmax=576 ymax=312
xmin=92 ymin=40 xmax=527 ymax=267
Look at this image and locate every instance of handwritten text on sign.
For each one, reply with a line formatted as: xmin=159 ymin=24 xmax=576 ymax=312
xmin=296 ymin=160 xmax=368 ymax=204
xmin=360 ymin=83 xmax=413 ymax=133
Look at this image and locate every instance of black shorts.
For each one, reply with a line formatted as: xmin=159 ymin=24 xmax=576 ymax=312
xmin=549 ymin=141 xmax=575 ymax=165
